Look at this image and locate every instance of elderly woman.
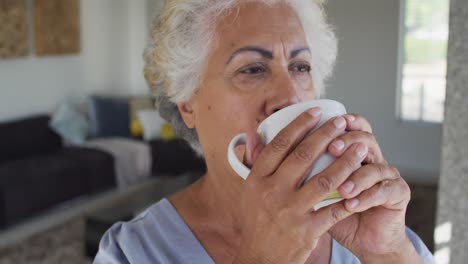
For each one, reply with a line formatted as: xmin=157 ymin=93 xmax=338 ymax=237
xmin=95 ymin=0 xmax=434 ymax=263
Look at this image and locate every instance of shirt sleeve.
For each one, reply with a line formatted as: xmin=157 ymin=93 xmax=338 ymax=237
xmin=93 ymin=222 xmax=131 ymax=264
xmin=406 ymin=227 xmax=435 ymax=264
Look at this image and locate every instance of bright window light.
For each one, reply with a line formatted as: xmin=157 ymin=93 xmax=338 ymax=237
xmin=434 ymin=221 xmax=452 ymax=245
xmin=399 ymin=0 xmax=450 ymax=123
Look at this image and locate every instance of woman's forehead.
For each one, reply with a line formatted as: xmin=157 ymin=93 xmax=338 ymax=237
xmin=214 ymin=2 xmax=308 ymax=48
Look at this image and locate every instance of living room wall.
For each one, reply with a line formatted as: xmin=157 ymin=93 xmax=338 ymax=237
xmin=325 ymin=0 xmax=442 ymax=184
xmin=0 ymin=0 xmax=150 ymax=122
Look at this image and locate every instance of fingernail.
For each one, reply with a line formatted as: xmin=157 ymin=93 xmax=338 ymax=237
xmin=332 ymin=140 xmax=345 ymax=151
xmin=341 ymin=181 xmax=355 ymax=194
xmin=307 ymin=107 xmax=322 ymax=117
xmin=355 ymin=144 xmax=368 ymax=158
xmin=334 ymin=116 xmax=346 ymax=129
xmin=346 ymin=198 xmax=359 ymax=209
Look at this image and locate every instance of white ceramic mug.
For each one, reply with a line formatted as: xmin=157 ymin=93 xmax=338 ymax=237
xmin=227 ymin=99 xmax=347 ymax=210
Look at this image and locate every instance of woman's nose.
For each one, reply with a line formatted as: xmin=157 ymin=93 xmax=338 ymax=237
xmin=265 ymin=75 xmax=300 ymax=116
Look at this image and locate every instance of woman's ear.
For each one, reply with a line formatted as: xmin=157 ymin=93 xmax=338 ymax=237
xmin=177 ymin=101 xmax=196 ymax=128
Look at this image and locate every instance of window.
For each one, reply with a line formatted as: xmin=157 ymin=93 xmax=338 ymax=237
xmin=399 ymin=0 xmax=450 ymax=123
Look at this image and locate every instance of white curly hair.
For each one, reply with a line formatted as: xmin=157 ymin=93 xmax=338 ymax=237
xmin=144 ymin=0 xmax=337 ymax=156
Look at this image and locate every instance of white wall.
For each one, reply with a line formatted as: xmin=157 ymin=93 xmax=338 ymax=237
xmin=147 ymin=0 xmax=164 ymax=26
xmin=0 ymin=0 xmax=150 ymax=122
xmin=325 ymin=0 xmax=442 ymax=183
xmin=129 ymin=0 xmax=151 ymax=95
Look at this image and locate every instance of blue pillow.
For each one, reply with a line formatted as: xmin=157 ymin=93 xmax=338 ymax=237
xmin=88 ymin=96 xmax=131 ymax=138
xmin=49 ymin=103 xmax=90 ymax=144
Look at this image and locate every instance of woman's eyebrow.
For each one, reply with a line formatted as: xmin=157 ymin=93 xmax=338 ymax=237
xmin=290 ymin=47 xmax=311 ymax=59
xmin=226 ymin=46 xmax=273 ymax=64
xmin=226 ymin=46 xmax=311 ymax=65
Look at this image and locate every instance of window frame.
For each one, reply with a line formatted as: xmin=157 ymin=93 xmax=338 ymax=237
xmin=396 ymin=0 xmax=447 ymax=126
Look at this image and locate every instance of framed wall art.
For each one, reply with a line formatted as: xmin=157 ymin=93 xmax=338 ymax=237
xmin=35 ymin=0 xmax=80 ymax=56
xmin=0 ymin=0 xmax=29 ymax=58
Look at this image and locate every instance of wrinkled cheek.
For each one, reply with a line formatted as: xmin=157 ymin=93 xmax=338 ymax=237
xmin=229 ymin=76 xmax=268 ymax=93
xmin=293 ymin=76 xmax=316 ymax=99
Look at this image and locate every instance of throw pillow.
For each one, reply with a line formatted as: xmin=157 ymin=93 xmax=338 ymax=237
xmin=160 ymin=123 xmax=176 ymax=140
xmin=130 ymin=119 xmax=144 ymax=137
xmin=88 ymin=95 xmax=131 ymax=138
xmin=129 ymin=96 xmax=155 ymax=137
xmin=49 ymin=103 xmax=90 ymax=144
xmin=137 ymin=110 xmax=166 ymax=141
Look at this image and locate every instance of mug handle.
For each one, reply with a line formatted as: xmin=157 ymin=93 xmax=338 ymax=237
xmin=227 ymin=133 xmax=251 ymax=180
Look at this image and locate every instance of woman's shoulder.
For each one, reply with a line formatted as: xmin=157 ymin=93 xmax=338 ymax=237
xmin=93 ymin=198 xmax=213 ymax=264
xmin=92 ymin=199 xmax=175 ymax=263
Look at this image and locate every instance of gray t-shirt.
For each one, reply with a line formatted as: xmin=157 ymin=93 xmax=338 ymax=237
xmin=94 ymin=198 xmax=434 ymax=264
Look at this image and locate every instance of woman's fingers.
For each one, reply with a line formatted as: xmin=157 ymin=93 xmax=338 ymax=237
xmin=343 ymin=114 xmax=372 ymax=133
xmin=308 ymin=202 xmax=354 ymax=236
xmin=328 ymin=130 xmax=386 ymax=165
xmin=250 ymin=107 xmax=322 ymax=179
xmin=273 ymin=115 xmax=349 ymax=188
xmin=294 ymin=143 xmax=368 ymax=211
xmin=337 ymin=164 xmax=401 ymax=199
xmin=338 ymin=114 xmax=381 ymax=164
xmin=344 ymin=176 xmax=410 ymax=212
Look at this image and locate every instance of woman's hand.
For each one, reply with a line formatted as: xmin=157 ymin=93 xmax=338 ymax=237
xmin=324 ymin=114 xmax=422 ymax=263
xmin=235 ymin=108 xmax=367 ymax=264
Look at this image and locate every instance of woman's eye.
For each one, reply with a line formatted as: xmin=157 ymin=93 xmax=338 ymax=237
xmin=291 ymin=63 xmax=311 ymax=73
xmin=231 ymin=63 xmax=268 ymax=91
xmin=239 ymin=64 xmax=266 ymax=75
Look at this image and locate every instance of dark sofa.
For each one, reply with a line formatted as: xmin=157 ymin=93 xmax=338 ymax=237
xmin=0 ymin=115 xmax=115 ymax=228
xmin=149 ymin=139 xmax=206 ymax=176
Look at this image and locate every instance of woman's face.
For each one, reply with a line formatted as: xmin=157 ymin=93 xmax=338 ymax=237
xmin=179 ymin=2 xmax=316 ymax=175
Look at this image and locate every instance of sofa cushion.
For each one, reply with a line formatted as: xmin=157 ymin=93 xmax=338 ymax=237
xmin=137 ymin=110 xmax=166 ymax=141
xmin=149 ymin=139 xmax=206 ymax=176
xmin=129 ymin=96 xmax=155 ymax=137
xmin=0 ymin=153 xmax=88 ymax=226
xmin=88 ymin=96 xmax=131 ymax=138
xmin=0 ymin=115 xmax=62 ymax=163
xmin=60 ymin=147 xmax=116 ymax=192
xmin=0 ymin=146 xmax=116 ymax=227
xmin=49 ymin=103 xmax=90 ymax=144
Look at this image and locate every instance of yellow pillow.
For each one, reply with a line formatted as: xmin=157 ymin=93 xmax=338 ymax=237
xmin=130 ymin=119 xmax=143 ymax=137
xmin=160 ymin=123 xmax=176 ymax=140
xmin=129 ymin=96 xmax=155 ymax=138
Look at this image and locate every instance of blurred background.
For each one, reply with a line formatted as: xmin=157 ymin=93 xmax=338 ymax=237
xmin=0 ymin=0 xmax=466 ymax=263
